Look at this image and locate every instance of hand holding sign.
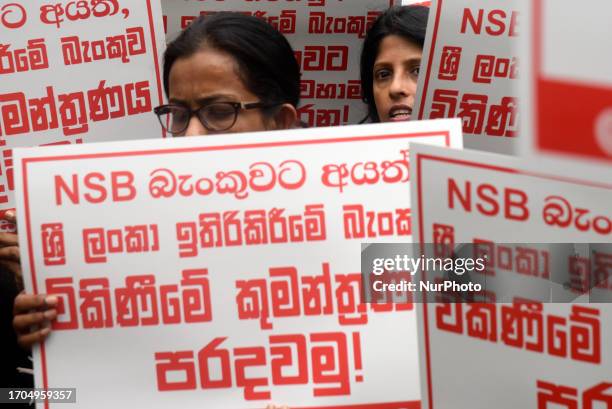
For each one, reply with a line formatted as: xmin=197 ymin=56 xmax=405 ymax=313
xmin=13 ymin=293 xmax=58 ymax=349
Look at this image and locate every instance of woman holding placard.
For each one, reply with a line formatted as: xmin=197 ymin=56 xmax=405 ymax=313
xmin=360 ymin=5 xmax=429 ymax=123
xmin=11 ymin=11 xmax=302 ymax=346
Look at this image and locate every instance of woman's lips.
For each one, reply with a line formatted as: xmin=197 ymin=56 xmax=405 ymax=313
xmin=388 ymin=105 xmax=412 ymax=121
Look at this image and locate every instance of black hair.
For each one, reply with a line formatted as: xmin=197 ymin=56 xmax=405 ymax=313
xmin=163 ymin=12 xmax=300 ymax=110
xmin=360 ymin=5 xmax=429 ymax=123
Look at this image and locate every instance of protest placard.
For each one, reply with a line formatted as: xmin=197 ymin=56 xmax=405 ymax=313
xmin=409 ymin=143 xmax=611 ymax=409
xmin=413 ymin=0 xmax=521 ymax=152
xmin=15 ymin=119 xmax=462 ymax=408
xmin=0 ymin=0 xmax=166 ymax=217
xmin=161 ymin=0 xmax=397 ymax=129
xmin=520 ymin=0 xmax=612 ymax=168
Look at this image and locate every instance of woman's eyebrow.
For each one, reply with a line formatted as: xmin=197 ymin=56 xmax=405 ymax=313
xmin=168 ymin=94 xmax=238 ymax=106
xmin=374 ymin=57 xmax=421 ymax=68
xmin=405 ymin=57 xmax=422 ymax=64
xmin=195 ymin=94 xmax=238 ymax=105
xmin=168 ymin=97 xmax=187 ymax=105
xmin=373 ymin=61 xmax=391 ymax=70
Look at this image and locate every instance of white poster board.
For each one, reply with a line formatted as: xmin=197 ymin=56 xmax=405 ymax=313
xmin=413 ymin=0 xmax=522 ymax=153
xmin=520 ymin=0 xmax=612 ymax=170
xmin=161 ymin=0 xmax=398 ymax=128
xmin=0 ymin=1 xmax=166 ymax=216
xmin=15 ymin=119 xmax=462 ymax=409
xmin=410 ymin=143 xmax=612 ymax=409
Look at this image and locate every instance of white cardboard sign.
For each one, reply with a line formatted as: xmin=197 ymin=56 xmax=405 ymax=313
xmin=413 ymin=0 xmax=521 ymax=143
xmin=0 ymin=0 xmax=166 ymax=214
xmin=16 ymin=119 xmax=462 ymax=409
xmin=410 ymin=143 xmax=612 ymax=409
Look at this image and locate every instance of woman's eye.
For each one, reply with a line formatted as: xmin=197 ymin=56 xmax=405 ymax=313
xmin=375 ymin=69 xmax=392 ymax=81
xmin=206 ymin=104 xmax=235 ymax=119
xmin=171 ymin=109 xmax=189 ymax=123
xmin=410 ymin=66 xmax=421 ymax=77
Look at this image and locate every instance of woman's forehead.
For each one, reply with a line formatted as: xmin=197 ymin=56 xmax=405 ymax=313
xmin=376 ymin=34 xmax=422 ymax=63
xmin=168 ymin=48 xmax=252 ymax=101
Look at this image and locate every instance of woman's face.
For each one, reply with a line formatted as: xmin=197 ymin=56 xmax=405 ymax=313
xmin=168 ymin=48 xmax=276 ymax=137
xmin=372 ymin=34 xmax=423 ymax=123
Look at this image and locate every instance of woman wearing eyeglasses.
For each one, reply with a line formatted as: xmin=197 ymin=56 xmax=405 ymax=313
xmin=11 ymin=12 xmax=301 ymax=347
xmin=155 ymin=12 xmax=300 ymax=136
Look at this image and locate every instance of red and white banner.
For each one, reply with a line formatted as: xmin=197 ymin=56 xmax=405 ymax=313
xmin=15 ymin=119 xmax=462 ymax=409
xmin=409 ymin=143 xmax=612 ymax=409
xmin=521 ymin=0 xmax=612 ymax=167
xmin=0 ymin=0 xmax=166 ymax=215
xmin=161 ymin=0 xmax=397 ymax=129
xmin=413 ymin=0 xmax=520 ymax=142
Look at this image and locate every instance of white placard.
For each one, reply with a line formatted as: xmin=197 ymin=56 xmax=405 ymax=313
xmin=15 ymin=119 xmax=462 ymax=409
xmin=409 ymin=143 xmax=612 ymax=409
xmin=161 ymin=0 xmax=398 ymax=128
xmin=0 ymin=0 xmax=166 ymax=214
xmin=413 ymin=0 xmax=521 ymax=148
xmin=519 ymin=0 xmax=612 ymax=171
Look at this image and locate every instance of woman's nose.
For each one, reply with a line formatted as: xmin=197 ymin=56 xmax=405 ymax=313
xmin=184 ymin=115 xmax=208 ymax=137
xmin=389 ymin=73 xmax=409 ymax=98
xmin=390 ymin=73 xmax=418 ymax=103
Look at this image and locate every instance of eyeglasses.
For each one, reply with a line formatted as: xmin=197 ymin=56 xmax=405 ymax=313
xmin=153 ymin=101 xmax=277 ymax=135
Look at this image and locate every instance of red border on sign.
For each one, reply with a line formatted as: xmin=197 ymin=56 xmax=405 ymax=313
xmin=24 ymin=130 xmax=450 ymax=409
xmin=295 ymin=403 xmax=420 ymax=409
xmin=415 ymin=152 xmax=612 ymax=409
xmin=294 ymin=400 xmax=421 ymax=409
xmin=416 ymin=0 xmax=443 ymax=120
